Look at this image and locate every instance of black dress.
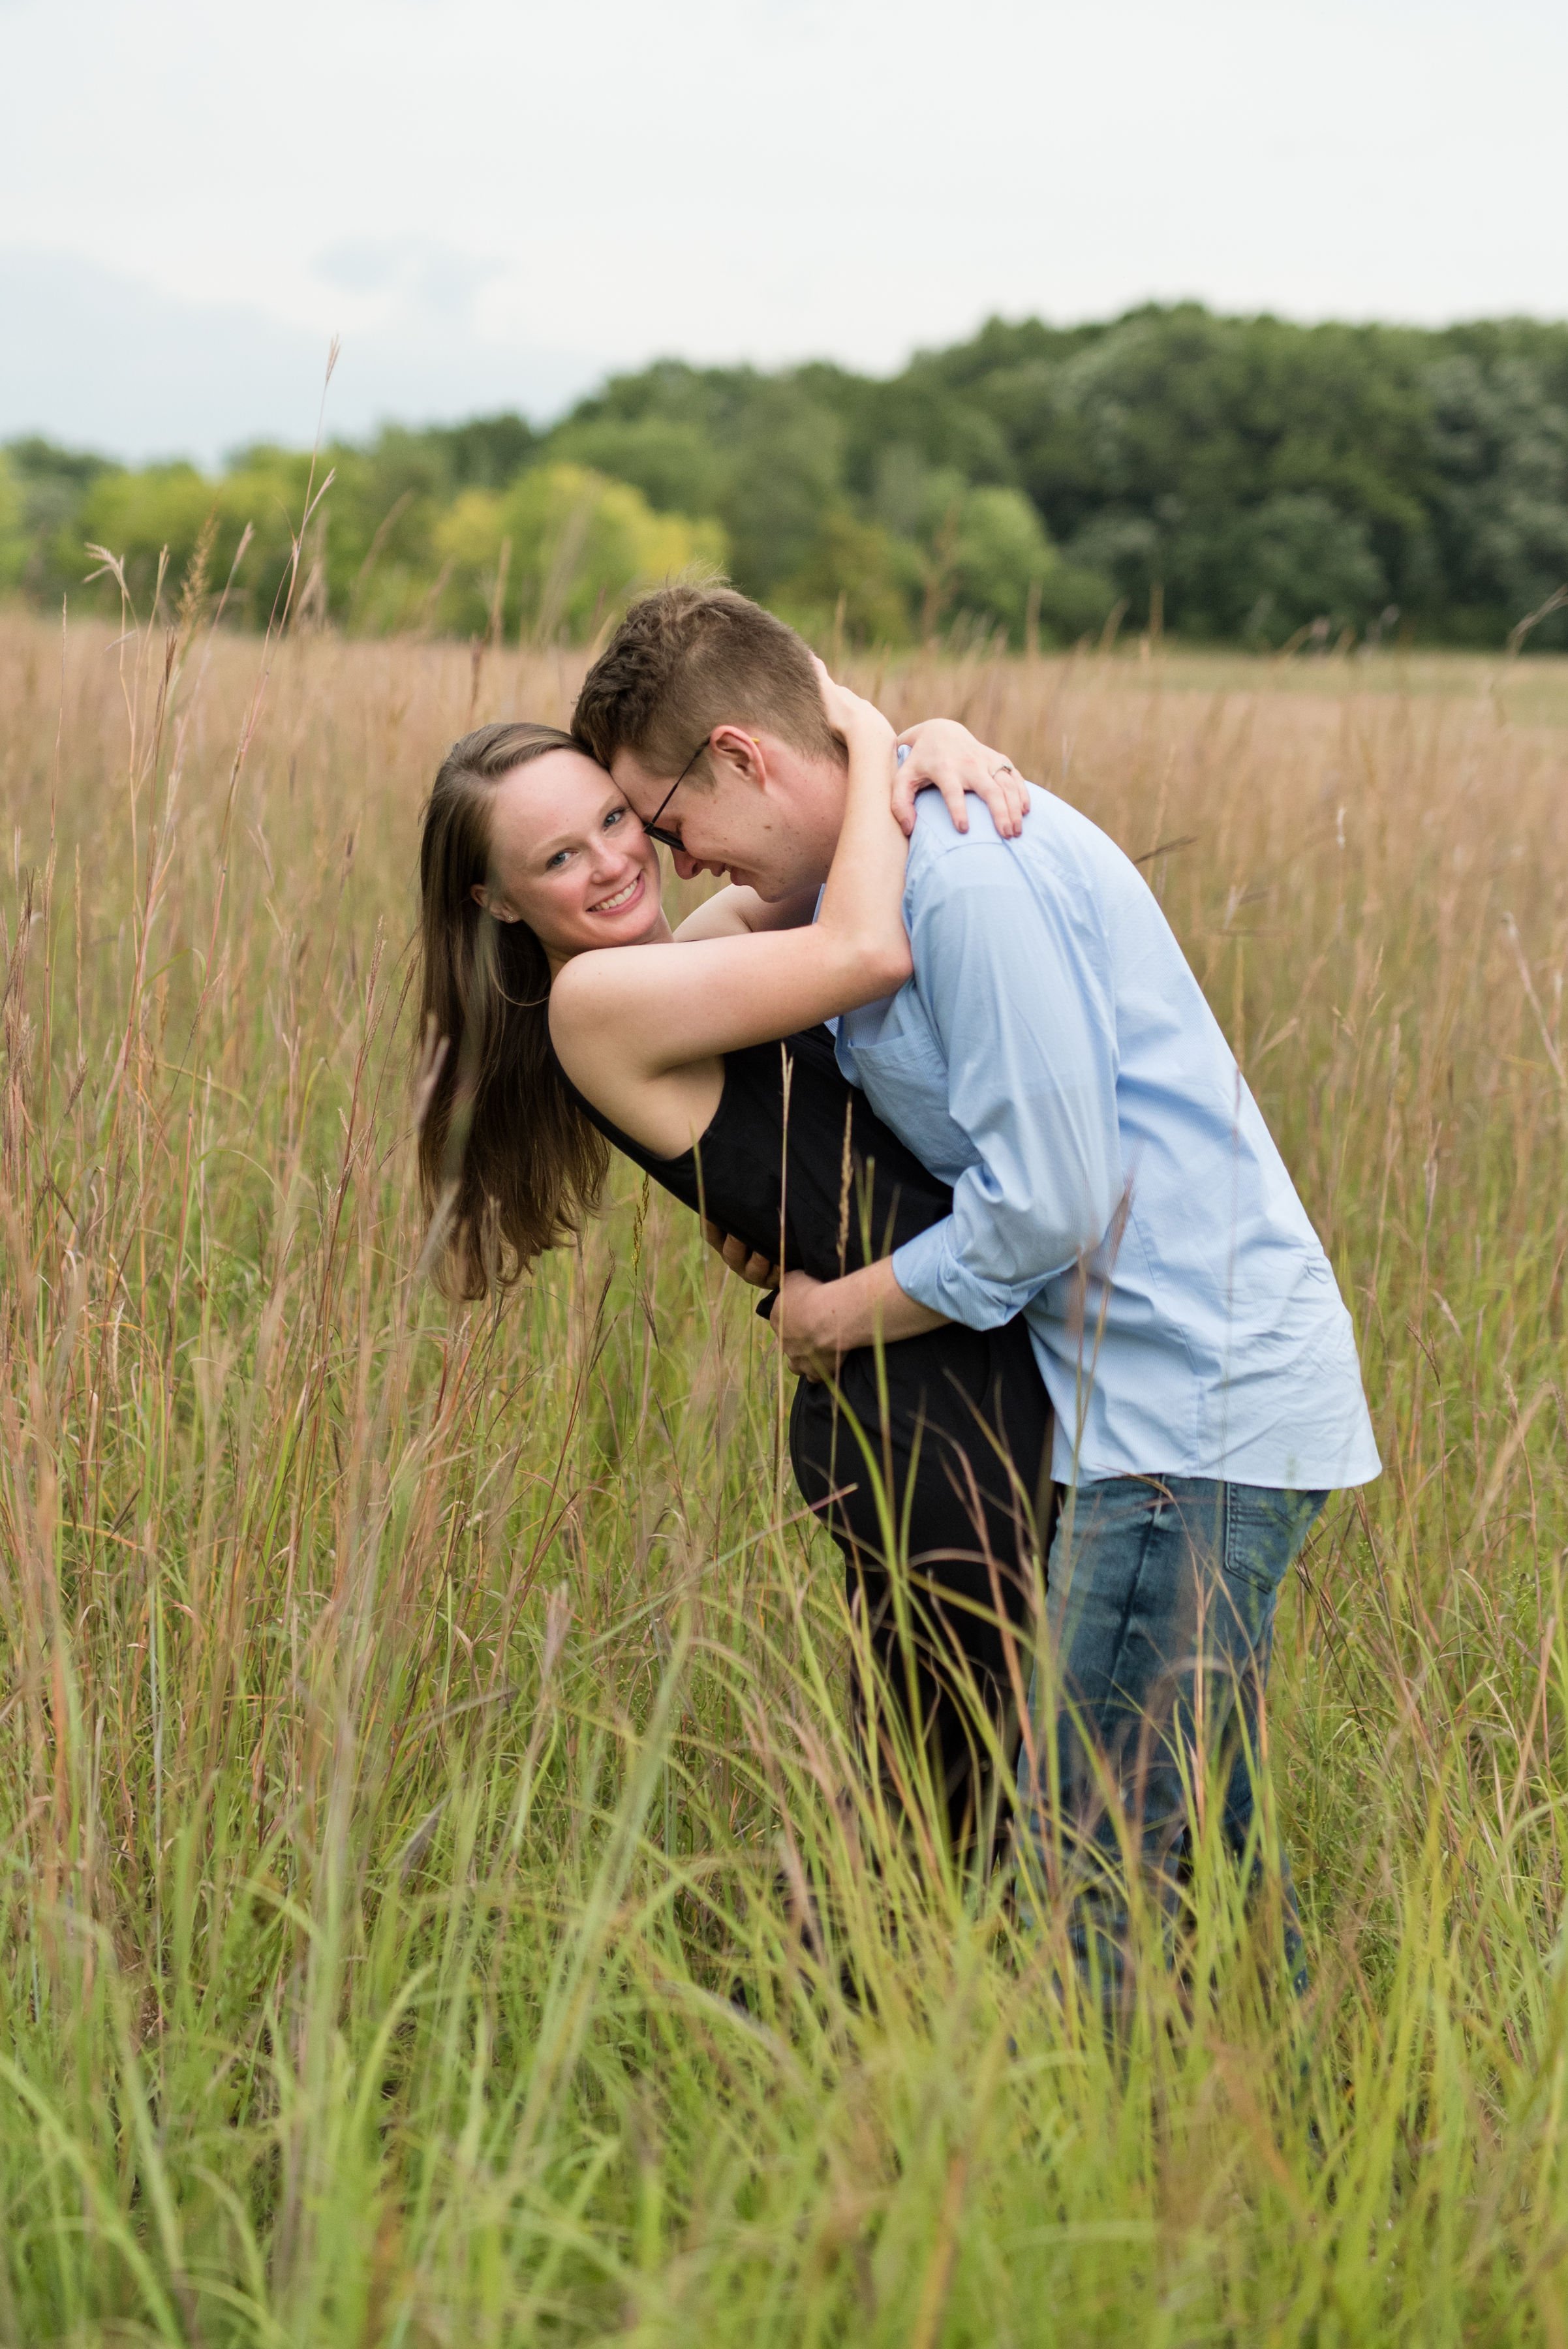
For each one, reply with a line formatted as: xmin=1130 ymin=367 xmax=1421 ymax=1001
xmin=559 ymin=1025 xmax=1054 ymax=1858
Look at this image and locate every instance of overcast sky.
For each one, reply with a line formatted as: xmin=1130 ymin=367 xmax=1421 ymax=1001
xmin=2 ymin=0 xmax=1565 ymax=464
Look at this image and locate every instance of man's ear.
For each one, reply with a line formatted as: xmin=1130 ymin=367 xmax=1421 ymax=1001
xmin=707 ymin=726 xmax=767 ymax=788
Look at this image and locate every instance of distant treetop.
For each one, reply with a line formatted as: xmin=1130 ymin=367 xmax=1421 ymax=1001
xmin=6 ymin=303 xmax=1567 ymax=651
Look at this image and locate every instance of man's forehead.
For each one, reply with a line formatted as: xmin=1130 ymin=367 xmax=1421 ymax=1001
xmin=609 ymin=746 xmax=671 ymax=805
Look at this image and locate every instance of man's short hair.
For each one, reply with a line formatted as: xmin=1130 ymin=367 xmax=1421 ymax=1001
xmin=574 ymin=585 xmax=840 ymax=784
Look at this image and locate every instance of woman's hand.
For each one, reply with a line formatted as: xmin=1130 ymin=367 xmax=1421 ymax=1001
xmin=703 ymin=1219 xmax=779 ymax=1288
xmin=892 ymin=718 xmax=1031 ymax=839
xmin=813 ymin=658 xmax=897 ymax=764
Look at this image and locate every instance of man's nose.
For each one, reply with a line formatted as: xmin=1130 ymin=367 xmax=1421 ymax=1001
xmin=672 ymin=848 xmax=703 ymax=881
xmin=683 ymin=852 xmax=731 ymax=882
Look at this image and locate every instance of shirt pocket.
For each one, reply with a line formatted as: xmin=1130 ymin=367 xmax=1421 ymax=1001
xmin=846 ymin=1022 xmax=974 ymax=1180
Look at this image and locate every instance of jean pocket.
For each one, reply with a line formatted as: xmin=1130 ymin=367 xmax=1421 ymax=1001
xmin=1222 ymin=1485 xmax=1327 ymax=1594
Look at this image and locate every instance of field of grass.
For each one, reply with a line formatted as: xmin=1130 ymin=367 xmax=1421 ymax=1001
xmin=2 ymin=604 xmax=1567 ymax=2344
xmin=1097 ymin=643 xmax=1568 ymax=732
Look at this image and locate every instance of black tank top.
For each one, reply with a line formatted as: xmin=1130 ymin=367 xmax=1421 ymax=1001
xmin=555 ymin=1024 xmax=954 ymax=1280
xmin=552 ymin=1020 xmax=1056 ymax=1685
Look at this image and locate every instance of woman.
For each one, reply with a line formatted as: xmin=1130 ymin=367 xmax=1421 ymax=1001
xmin=414 ymin=675 xmax=1053 ymax=1860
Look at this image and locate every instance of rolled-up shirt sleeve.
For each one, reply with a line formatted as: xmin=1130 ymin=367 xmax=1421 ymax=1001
xmin=889 ymin=843 xmax=1124 ymax=1330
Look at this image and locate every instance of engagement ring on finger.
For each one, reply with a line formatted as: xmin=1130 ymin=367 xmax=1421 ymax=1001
xmin=992 ymin=761 xmax=1015 ymax=776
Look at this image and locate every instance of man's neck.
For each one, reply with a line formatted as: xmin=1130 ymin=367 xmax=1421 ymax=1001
xmin=791 ymin=753 xmax=850 ymax=888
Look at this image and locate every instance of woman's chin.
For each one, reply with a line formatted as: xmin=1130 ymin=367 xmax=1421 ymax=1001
xmin=579 ymin=867 xmax=661 ymax=944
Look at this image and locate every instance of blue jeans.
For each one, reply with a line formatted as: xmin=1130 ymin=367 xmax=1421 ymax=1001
xmin=1017 ymin=1477 xmax=1326 ymax=2003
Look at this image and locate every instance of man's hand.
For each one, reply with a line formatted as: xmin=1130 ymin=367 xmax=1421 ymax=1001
xmin=769 ymin=1258 xmax=950 ymax=1379
xmin=769 ymin=1269 xmax=836 ymax=1380
xmin=702 ymin=1220 xmax=779 ymax=1289
xmin=893 ymin=718 xmax=1030 ymax=840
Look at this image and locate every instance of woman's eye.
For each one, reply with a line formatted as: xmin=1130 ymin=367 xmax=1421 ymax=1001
xmin=604 ymin=807 xmax=626 ymax=830
xmin=546 ymin=849 xmax=570 ymax=870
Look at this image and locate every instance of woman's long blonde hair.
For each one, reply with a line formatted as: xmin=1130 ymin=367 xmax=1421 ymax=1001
xmin=415 ymin=721 xmax=609 ymax=1298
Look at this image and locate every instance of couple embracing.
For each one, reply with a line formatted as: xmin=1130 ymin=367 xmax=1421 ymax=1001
xmin=416 ymin=585 xmax=1379 ymax=1997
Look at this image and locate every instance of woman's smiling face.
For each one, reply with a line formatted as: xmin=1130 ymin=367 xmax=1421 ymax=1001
xmin=476 ymin=746 xmax=664 ymax=960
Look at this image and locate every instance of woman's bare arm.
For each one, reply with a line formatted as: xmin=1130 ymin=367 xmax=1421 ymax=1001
xmin=549 ymin=678 xmax=910 ymax=1134
xmin=672 ymin=882 xmax=819 ymax=944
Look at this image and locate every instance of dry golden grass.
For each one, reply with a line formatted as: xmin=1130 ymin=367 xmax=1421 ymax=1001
xmin=2 ymin=606 xmax=1567 ymax=2342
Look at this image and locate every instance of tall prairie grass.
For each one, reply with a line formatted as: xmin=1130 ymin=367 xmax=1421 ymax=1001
xmin=2 ymin=602 xmax=1567 ymax=2344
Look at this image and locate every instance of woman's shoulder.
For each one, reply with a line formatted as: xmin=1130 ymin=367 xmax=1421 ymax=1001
xmin=546 ymin=942 xmax=643 ymax=1037
xmin=544 ymin=949 xmax=635 ymax=1092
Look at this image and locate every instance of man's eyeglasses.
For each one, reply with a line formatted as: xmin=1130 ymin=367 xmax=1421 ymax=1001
xmin=641 ymin=733 xmax=711 ymax=852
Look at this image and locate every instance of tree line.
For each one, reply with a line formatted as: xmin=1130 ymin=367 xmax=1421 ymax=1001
xmin=3 ymin=302 xmax=1567 ymax=651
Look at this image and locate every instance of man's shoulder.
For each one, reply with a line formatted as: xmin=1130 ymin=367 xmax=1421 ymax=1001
xmin=906 ymin=793 xmax=1031 ymax=880
xmin=907 ymin=789 xmax=1114 ymax=899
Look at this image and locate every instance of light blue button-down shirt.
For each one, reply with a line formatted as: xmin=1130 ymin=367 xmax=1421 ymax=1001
xmin=836 ymin=790 xmax=1380 ymax=1492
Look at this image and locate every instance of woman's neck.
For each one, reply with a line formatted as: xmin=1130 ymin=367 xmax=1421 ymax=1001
xmin=544 ymin=911 xmax=677 ymax=981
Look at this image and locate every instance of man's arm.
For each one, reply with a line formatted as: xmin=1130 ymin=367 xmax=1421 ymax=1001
xmin=787 ymin=842 xmax=1126 ymax=1350
xmin=897 ymin=844 xmax=1124 ymax=1323
xmin=769 ymin=1259 xmax=948 ymax=1378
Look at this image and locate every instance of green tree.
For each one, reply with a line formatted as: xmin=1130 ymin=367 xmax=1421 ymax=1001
xmin=546 ymin=416 xmax=725 ymax=519
xmin=0 ymin=455 xmax=25 ymax=592
xmin=423 ymin=411 xmax=538 ymax=489
xmin=927 ymin=305 xmax=1439 ymax=635
xmin=1426 ymin=352 xmax=1568 ymax=646
xmin=70 ymin=462 xmax=215 ymax=610
xmin=13 ymin=301 xmax=1568 ymax=651
xmin=309 ymin=438 xmax=452 ymax=635
xmin=949 ymin=486 xmax=1055 ymax=641
xmin=70 ymin=449 xmax=323 ymax=624
xmin=546 ymin=364 xmax=846 ymax=601
xmin=433 ymin=463 xmax=725 ymax=643
xmin=773 ymin=507 xmax=921 ymax=645
xmin=3 ymin=438 xmax=113 ymax=601
xmin=715 ymin=384 xmax=844 ymax=599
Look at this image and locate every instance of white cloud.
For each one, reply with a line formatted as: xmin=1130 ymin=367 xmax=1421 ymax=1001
xmin=1 ymin=0 xmax=1563 ymax=459
xmin=0 ymin=250 xmax=605 ymax=464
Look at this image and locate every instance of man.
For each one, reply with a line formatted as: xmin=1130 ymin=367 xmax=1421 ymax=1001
xmin=575 ymin=585 xmax=1380 ymax=1998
